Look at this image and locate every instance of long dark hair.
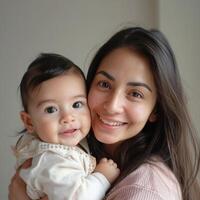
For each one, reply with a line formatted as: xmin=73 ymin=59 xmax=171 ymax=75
xmin=86 ymin=27 xmax=200 ymax=199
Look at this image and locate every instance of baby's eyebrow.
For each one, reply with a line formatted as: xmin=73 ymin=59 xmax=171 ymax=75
xmin=37 ymin=99 xmax=55 ymax=107
xmin=96 ymin=71 xmax=115 ymax=81
xmin=37 ymin=95 xmax=87 ymax=107
xmin=73 ymin=94 xmax=87 ymax=99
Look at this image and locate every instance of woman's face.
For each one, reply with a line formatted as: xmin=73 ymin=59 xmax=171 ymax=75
xmin=88 ymin=47 xmax=157 ymax=151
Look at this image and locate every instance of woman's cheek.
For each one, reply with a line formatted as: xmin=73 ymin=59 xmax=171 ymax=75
xmin=87 ymin=91 xmax=94 ymax=109
xmin=128 ymin=105 xmax=149 ymax=122
xmin=88 ymin=91 xmax=101 ymax=110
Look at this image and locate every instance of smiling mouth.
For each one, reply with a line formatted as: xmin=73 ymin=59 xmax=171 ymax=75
xmin=98 ymin=114 xmax=127 ymax=127
xmin=60 ymin=129 xmax=78 ymax=136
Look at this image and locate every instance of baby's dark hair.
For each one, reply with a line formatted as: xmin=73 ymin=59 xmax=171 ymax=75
xmin=20 ymin=53 xmax=85 ymax=112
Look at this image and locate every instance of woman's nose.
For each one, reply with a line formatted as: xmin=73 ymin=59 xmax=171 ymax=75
xmin=60 ymin=112 xmax=75 ymax=124
xmin=103 ymin=90 xmax=124 ymax=114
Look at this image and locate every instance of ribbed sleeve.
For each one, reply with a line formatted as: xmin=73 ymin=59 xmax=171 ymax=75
xmin=105 ymin=185 xmax=164 ymax=200
xmin=105 ymin=157 xmax=182 ymax=200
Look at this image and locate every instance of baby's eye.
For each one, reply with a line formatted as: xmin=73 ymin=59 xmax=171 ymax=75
xmin=97 ymin=81 xmax=111 ymax=89
xmin=44 ymin=106 xmax=58 ymax=113
xmin=72 ymin=101 xmax=83 ymax=109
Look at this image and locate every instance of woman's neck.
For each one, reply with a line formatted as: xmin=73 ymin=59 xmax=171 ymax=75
xmin=104 ymin=142 xmax=121 ymax=159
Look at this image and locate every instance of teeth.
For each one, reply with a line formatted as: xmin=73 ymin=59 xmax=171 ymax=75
xmin=99 ymin=116 xmax=124 ymax=126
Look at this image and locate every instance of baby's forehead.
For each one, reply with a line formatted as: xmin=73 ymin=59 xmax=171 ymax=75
xmin=28 ymin=73 xmax=87 ymax=103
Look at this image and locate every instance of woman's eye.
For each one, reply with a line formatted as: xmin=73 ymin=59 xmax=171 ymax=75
xmin=98 ymin=81 xmax=110 ymax=89
xmin=129 ymin=91 xmax=143 ymax=99
xmin=45 ymin=106 xmax=58 ymax=113
xmin=73 ymin=101 xmax=83 ymax=108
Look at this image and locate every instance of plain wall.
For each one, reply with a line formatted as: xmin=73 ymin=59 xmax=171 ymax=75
xmin=158 ymin=0 xmax=200 ymax=134
xmin=0 ymin=0 xmax=158 ymax=198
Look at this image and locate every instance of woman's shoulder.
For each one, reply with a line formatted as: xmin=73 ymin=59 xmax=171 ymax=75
xmin=133 ymin=157 xmax=178 ymax=186
xmin=135 ymin=157 xmax=181 ymax=194
xmin=106 ymin=156 xmax=182 ymax=200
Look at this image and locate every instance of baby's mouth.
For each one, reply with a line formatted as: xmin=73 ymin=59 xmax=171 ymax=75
xmin=59 ymin=129 xmax=78 ymax=136
xmin=64 ymin=129 xmax=76 ymax=133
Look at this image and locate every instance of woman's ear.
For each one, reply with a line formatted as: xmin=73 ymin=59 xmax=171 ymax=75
xmin=149 ymin=110 xmax=157 ymax=122
xmin=20 ymin=111 xmax=34 ymax=133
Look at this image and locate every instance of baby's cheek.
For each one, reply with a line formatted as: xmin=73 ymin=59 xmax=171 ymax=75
xmin=36 ymin=119 xmax=53 ymax=132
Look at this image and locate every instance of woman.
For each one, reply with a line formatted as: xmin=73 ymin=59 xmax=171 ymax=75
xmin=9 ymin=27 xmax=200 ymax=200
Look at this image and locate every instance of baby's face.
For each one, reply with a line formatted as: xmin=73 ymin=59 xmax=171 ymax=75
xmin=21 ymin=72 xmax=91 ymax=146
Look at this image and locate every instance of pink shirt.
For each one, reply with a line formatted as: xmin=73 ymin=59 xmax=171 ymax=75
xmin=105 ymin=157 xmax=182 ymax=200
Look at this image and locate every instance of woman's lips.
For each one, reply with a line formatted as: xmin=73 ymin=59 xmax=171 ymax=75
xmin=97 ymin=114 xmax=127 ymax=127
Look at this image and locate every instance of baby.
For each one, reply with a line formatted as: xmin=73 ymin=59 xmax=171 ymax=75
xmin=14 ymin=53 xmax=120 ymax=200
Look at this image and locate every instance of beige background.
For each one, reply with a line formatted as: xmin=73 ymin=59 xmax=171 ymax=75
xmin=0 ymin=0 xmax=199 ymax=199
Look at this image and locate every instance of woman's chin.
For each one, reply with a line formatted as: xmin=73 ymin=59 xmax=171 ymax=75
xmin=94 ymin=132 xmax=118 ymax=144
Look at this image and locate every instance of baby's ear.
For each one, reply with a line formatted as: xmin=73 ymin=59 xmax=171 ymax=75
xmin=20 ymin=111 xmax=34 ymax=133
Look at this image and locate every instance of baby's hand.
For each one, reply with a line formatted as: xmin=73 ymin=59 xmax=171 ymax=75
xmin=95 ymin=158 xmax=120 ymax=184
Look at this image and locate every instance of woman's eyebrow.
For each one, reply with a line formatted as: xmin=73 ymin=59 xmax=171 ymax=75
xmin=127 ymin=82 xmax=152 ymax=92
xmin=96 ymin=71 xmax=152 ymax=92
xmin=96 ymin=71 xmax=115 ymax=81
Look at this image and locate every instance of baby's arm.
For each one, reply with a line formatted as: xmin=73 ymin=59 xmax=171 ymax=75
xmin=20 ymin=151 xmax=117 ymax=200
xmin=95 ymin=158 xmax=120 ymax=184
